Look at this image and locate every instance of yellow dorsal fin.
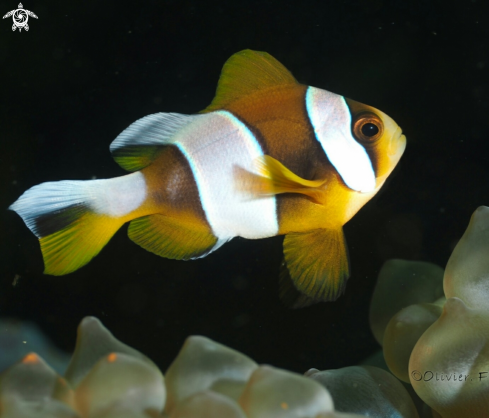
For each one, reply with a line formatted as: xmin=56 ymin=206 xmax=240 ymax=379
xmin=202 ymin=50 xmax=298 ymax=113
xmin=235 ymin=155 xmax=327 ymax=202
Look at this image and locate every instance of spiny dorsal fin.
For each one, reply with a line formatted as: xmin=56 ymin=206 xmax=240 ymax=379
xmin=110 ymin=113 xmax=196 ymax=172
xmin=202 ymin=50 xmax=298 ymax=113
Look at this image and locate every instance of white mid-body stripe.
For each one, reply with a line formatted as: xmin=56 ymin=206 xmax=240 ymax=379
xmin=172 ymin=111 xmax=279 ymax=240
xmin=305 ymin=86 xmax=376 ymax=193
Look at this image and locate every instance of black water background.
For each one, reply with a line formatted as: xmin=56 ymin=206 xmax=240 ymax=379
xmin=0 ymin=0 xmax=487 ymax=373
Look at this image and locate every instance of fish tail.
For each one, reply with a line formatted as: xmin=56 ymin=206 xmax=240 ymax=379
xmin=9 ymin=172 xmax=149 ymax=275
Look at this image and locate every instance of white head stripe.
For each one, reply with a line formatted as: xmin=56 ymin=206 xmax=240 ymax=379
xmin=173 ymin=111 xmax=278 ymax=240
xmin=305 ymin=86 xmax=376 ymax=192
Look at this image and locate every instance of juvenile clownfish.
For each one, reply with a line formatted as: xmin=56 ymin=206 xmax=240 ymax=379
xmin=10 ymin=50 xmax=406 ymax=307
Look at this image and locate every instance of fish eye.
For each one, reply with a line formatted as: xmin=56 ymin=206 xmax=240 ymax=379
xmin=352 ymin=113 xmax=383 ymax=143
xmin=361 ymin=123 xmax=379 ymax=137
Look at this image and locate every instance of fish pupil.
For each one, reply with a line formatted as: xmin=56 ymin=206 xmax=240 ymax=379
xmin=361 ymin=123 xmax=379 ymax=137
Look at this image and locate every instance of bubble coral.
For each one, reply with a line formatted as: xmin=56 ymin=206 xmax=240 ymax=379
xmin=1 ymin=316 xmax=365 ymax=418
xmin=370 ymin=206 xmax=489 ymax=417
xmin=0 ymin=312 xmax=423 ymax=418
xmin=13 ymin=205 xmax=489 ymax=418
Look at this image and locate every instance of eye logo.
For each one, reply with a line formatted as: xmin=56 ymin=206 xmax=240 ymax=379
xmin=3 ymin=3 xmax=37 ymax=32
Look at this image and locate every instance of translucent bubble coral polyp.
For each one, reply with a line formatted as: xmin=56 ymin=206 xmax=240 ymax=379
xmin=164 ymin=336 xmax=257 ymax=414
xmin=169 ymin=390 xmax=247 ymax=418
xmin=383 ymin=302 xmax=442 ymax=383
xmin=238 ymin=365 xmax=334 ymax=418
xmin=444 ymin=206 xmax=489 ymax=310
xmin=307 ymin=365 xmax=419 ymax=417
xmin=369 ymin=259 xmax=444 ymax=345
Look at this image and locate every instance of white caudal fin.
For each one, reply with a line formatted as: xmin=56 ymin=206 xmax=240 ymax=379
xmin=9 ymin=172 xmax=148 ymax=275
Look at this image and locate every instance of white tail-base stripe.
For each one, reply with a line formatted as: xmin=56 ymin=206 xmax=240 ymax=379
xmin=306 ymin=86 xmax=376 ymax=192
xmin=89 ymin=172 xmax=147 ymax=217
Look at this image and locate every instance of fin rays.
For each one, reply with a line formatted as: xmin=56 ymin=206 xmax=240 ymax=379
xmin=39 ymin=213 xmax=124 ymax=275
xmin=110 ymin=113 xmax=196 ymax=172
xmin=9 ymin=176 xmax=147 ymax=275
xmin=128 ymin=214 xmax=220 ymax=260
xmin=235 ymin=155 xmax=326 ymax=202
xmin=280 ymin=228 xmax=350 ymax=307
xmin=202 ymin=50 xmax=298 ymax=113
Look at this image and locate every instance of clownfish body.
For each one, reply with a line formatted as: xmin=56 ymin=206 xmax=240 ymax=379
xmin=10 ymin=50 xmax=406 ymax=307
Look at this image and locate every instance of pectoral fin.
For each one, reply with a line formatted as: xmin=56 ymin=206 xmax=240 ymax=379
xmin=236 ymin=155 xmax=326 ymax=202
xmin=279 ymin=228 xmax=350 ymax=307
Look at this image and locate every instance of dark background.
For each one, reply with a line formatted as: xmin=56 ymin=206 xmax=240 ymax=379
xmin=0 ymin=0 xmax=487 ymax=373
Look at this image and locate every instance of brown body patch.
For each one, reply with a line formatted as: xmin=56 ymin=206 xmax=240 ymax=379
xmin=128 ymin=145 xmax=219 ymax=259
xmin=140 ymin=145 xmax=210 ymax=227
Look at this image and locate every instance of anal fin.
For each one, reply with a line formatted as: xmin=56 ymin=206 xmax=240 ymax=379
xmin=128 ymin=213 xmax=220 ymax=260
xmin=280 ymin=228 xmax=350 ymax=307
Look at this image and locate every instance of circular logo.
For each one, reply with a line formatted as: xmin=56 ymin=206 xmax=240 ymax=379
xmin=13 ymin=9 xmax=27 ymax=27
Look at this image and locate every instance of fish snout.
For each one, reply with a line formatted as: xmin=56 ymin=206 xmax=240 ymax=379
xmin=389 ymin=126 xmax=406 ymax=158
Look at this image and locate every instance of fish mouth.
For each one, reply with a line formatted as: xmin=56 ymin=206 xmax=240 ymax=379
xmin=389 ymin=126 xmax=406 ymax=157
